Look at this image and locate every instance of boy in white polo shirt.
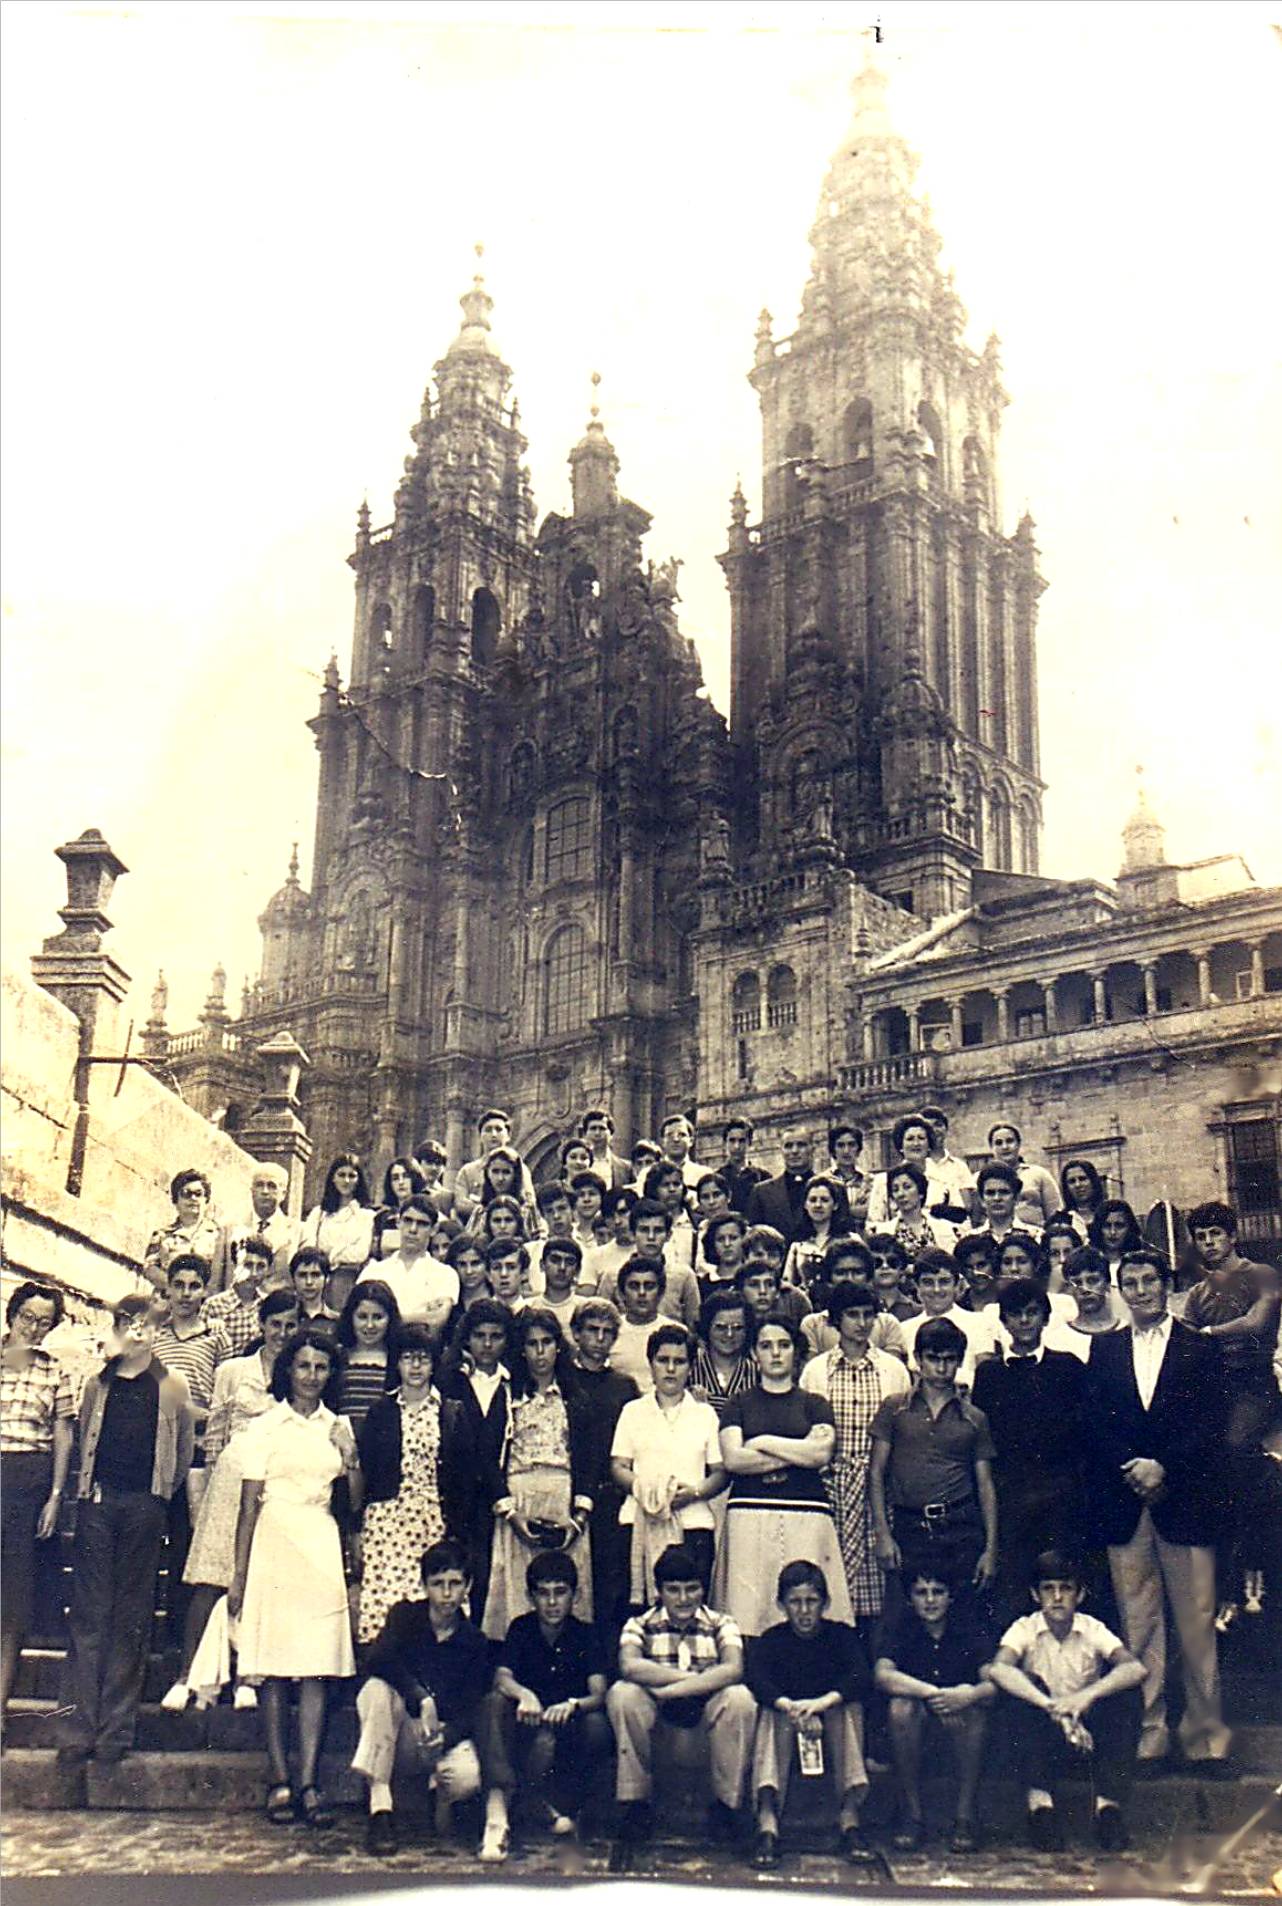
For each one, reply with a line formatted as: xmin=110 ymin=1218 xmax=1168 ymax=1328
xmin=985 ymin=1549 xmax=1144 ymax=1853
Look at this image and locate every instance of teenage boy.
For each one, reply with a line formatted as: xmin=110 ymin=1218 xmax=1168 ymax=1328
xmin=485 ymin=1238 xmax=530 ymax=1315
xmin=986 ymin=1550 xmax=1143 ymax=1852
xmin=606 ymin=1543 xmax=757 ymax=1870
xmin=579 ymin=1109 xmax=632 ymax=1191
xmin=627 ymin=1138 xmax=663 ymax=1192
xmin=869 ymin=1316 xmax=998 ymax=1592
xmin=476 ymin=1550 xmax=611 ymax=1856
xmin=438 ymin=1300 xmax=512 ymax=1627
xmin=152 ymin=1255 xmax=219 ymax=1643
xmin=826 ymin=1124 xmax=871 ymax=1230
xmin=569 ymin=1298 xmax=638 ymax=1631
xmin=968 ymin=1164 xmax=1030 ymax=1249
xmin=610 ymin=1259 xmax=666 ymax=1392
xmin=721 ymin=1118 xmax=769 ymax=1216
xmin=659 ymin=1113 xmax=703 ymax=1192
xmin=597 ymin=1200 xmax=701 ymax=1327
xmin=581 ymin=1187 xmax=638 ymax=1291
xmin=1084 ymin=1248 xmax=1231 ymax=1771
xmin=740 ymin=1230 xmax=811 ymax=1327
xmin=358 ymin=1196 xmax=458 ymax=1333
xmin=528 ymin=1181 xmax=576 ymax=1291
xmin=873 ymin=1565 xmax=995 ymax=1852
xmin=354 ymin=1538 xmax=492 ymax=1856
xmin=204 ymin=1234 xmax=278 ymax=1363
xmin=57 ymin=1295 xmax=195 ymax=1766
xmin=899 ymin=1250 xmax=996 ymax=1391
xmin=800 ymin=1240 xmax=908 ymax=1359
xmin=953 ymin=1234 xmax=1001 ymax=1319
xmin=747 ymin=1560 xmax=875 ymax=1869
xmin=972 ymin=1281 xmax=1088 ymax=1624
xmin=289 ymin=1246 xmax=340 ymax=1326
xmin=536 ymin=1238 xmax=585 ymax=1340
xmin=1059 ymin=1247 xmax=1123 ymax=1357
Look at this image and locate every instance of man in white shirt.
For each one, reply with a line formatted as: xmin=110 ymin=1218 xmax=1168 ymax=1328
xmin=898 ymin=1251 xmax=995 ymax=1392
xmin=966 ymin=1165 xmax=1041 ymax=1250
xmin=659 ymin=1114 xmax=704 ymax=1194
xmin=215 ymin=1165 xmax=300 ymax=1289
xmin=357 ymin=1197 xmax=458 ymax=1334
xmin=919 ymin=1106 xmax=978 ymax=1224
xmin=987 ymin=1125 xmax=1060 ymax=1232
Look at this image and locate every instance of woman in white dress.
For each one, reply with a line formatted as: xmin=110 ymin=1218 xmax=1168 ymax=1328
xmin=229 ymin=1327 xmax=361 ymax=1828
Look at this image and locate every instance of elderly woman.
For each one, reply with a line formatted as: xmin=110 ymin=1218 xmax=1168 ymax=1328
xmin=692 ymin=1286 xmax=758 ymax=1418
xmin=713 ymin=1315 xmax=854 ymax=1638
xmin=302 ymin=1154 xmax=377 ymax=1314
xmin=1 ymin=1283 xmax=75 ymax=1727
xmin=229 ymin=1327 xmax=360 ymax=1827
xmin=143 ymin=1169 xmax=224 ymax=1293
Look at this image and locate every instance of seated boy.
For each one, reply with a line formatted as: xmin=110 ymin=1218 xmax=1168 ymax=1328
xmin=746 ymin=1560 xmax=875 ymax=1869
xmin=606 ymin=1542 xmax=757 ymax=1869
xmin=475 ymin=1551 xmax=611 ymax=1859
xmin=353 ymin=1539 xmax=492 ymax=1857
xmin=873 ymin=1564 xmax=995 ymax=1853
xmin=985 ymin=1549 xmax=1143 ymax=1853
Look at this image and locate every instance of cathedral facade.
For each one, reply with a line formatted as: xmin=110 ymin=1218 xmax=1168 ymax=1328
xmin=159 ymin=67 xmax=1282 ymax=1245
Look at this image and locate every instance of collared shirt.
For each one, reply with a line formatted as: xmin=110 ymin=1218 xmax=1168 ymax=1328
xmin=364 ymin=1602 xmax=491 ymax=1727
xmin=998 ymin=1610 xmax=1127 ymax=1699
xmin=1130 ymin=1312 xmax=1174 ymax=1410
xmin=499 ymin=1611 xmax=608 ymax=1706
xmin=875 ymin=1606 xmax=992 ymax=1688
xmin=202 ymin=1285 xmax=270 ymax=1364
xmin=143 ymin=1216 xmax=225 ymax=1292
xmin=467 ymin=1364 xmax=508 ymax=1415
xmin=900 ymin=1304 xmax=996 ymax=1391
xmin=357 ymin=1253 xmax=458 ymax=1330
xmin=612 ymin=1390 xmax=723 ymax=1529
xmin=153 ymin=1318 xmax=219 ymax=1414
xmin=216 ymin=1209 xmax=300 ymax=1287
xmin=620 ymin=1600 xmax=741 ymax=1673
xmin=1 ymin=1344 xmax=76 ymax=1453
xmin=802 ymin=1305 xmax=907 ymax=1364
xmin=800 ymin=1342 xmax=911 ymax=1411
xmin=204 ymin=1350 xmax=274 ymax=1463
xmin=747 ymin=1618 xmax=871 ymax=1708
xmin=303 ymin=1201 xmax=376 ymax=1270
xmin=869 ymin=1383 xmax=995 ymax=1509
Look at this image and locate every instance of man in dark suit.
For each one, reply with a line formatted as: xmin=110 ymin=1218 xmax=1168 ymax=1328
xmin=972 ymin=1280 xmax=1088 ymax=1626
xmin=1083 ymin=1248 xmax=1232 ymax=1771
xmin=720 ymin=1118 xmax=770 ymax=1217
xmin=745 ymin=1129 xmax=814 ymax=1244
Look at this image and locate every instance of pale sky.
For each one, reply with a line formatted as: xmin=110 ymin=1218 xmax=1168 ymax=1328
xmin=3 ymin=0 xmax=1280 ymax=1034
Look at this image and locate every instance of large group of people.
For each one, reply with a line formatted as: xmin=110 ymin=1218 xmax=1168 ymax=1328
xmin=3 ymin=1102 xmax=1279 ymax=1869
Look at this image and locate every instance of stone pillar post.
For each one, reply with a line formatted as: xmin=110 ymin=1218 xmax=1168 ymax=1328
xmin=1195 ymin=951 xmax=1212 ymax=1007
xmin=1042 ymin=980 xmax=1058 ymax=1033
xmin=948 ymin=996 xmax=964 ymax=1050
xmin=1142 ymin=963 xmax=1159 ymax=1017
xmin=240 ymin=1033 xmax=313 ymax=1218
xmin=862 ymin=1013 xmax=876 ymax=1062
xmin=995 ymin=988 xmax=1010 ymax=1043
xmin=1248 ymin=942 xmax=1265 ymax=999
xmin=1091 ymin=971 xmax=1108 ymax=1024
xmin=30 ymin=830 xmax=132 ymax=1197
xmin=905 ymin=1005 xmax=921 ymax=1052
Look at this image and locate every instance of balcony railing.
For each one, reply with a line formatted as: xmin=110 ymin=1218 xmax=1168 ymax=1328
xmin=837 ymin=1052 xmax=939 ymax=1095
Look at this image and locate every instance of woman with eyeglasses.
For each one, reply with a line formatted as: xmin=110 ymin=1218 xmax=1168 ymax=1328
xmin=1 ymin=1283 xmax=74 ymax=1729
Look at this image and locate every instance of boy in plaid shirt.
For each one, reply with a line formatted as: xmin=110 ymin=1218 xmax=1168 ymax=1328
xmin=606 ymin=1543 xmax=756 ymax=1868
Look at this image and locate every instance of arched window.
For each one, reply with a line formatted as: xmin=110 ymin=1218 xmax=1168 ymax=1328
xmin=843 ymin=398 xmax=873 ymax=466
xmin=412 ymin=584 xmax=435 ymax=660
xmin=731 ymin=972 xmax=761 ymax=1035
xmin=783 ymin=422 xmax=814 ymax=462
xmin=471 ymin=587 xmax=501 ymax=668
xmin=917 ymin=401 xmax=943 ymax=482
xmin=766 ymin=965 xmax=798 ymax=1029
xmin=544 ymin=924 xmax=590 ymax=1037
xmin=545 ymin=796 xmax=592 ymax=883
xmin=963 ymin=437 xmax=990 ymax=513
xmin=1019 ymin=798 xmax=1039 ymax=874
xmin=371 ymin=601 xmax=393 ymax=658
xmin=989 ymin=785 xmax=1013 ymax=869
xmin=782 ymin=423 xmax=814 ymax=509
xmin=961 ymin=770 xmax=983 ymax=852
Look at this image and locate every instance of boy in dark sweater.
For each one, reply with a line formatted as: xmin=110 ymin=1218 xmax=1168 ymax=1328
xmin=746 ymin=1560 xmax=874 ymax=1869
xmin=353 ymin=1539 xmax=492 ymax=1856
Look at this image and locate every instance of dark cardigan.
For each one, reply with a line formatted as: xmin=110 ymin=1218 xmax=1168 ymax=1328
xmin=357 ymin=1389 xmax=471 ymax=1536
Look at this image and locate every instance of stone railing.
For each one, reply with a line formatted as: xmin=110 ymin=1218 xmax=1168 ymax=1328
xmin=165 ymin=1026 xmax=244 ymax=1059
xmin=837 ymin=1051 xmax=939 ymax=1095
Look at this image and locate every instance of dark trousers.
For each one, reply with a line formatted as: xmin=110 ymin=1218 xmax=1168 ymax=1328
xmin=476 ymin=1687 xmax=613 ymax=1816
xmin=893 ymin=1501 xmax=984 ymax=1588
xmin=163 ymin=1481 xmax=193 ymax=1648
xmin=993 ymin=1483 xmax=1083 ymax=1629
xmin=589 ymin=1486 xmax=632 ymax=1637
xmin=59 ymin=1488 xmax=166 ymax=1753
xmin=1007 ymin=1684 xmax=1142 ymax=1805
xmin=1 ymin=1452 xmax=53 ymax=1648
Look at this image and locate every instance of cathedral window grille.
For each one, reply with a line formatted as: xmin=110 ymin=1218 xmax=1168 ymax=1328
xmin=766 ymin=965 xmax=798 ymax=1029
xmin=917 ymin=401 xmax=943 ymax=484
xmin=413 ymin=584 xmax=436 ymax=660
xmin=471 ymin=587 xmax=501 ymax=669
xmin=546 ymin=797 xmax=593 ymax=883
xmin=544 ymin=924 xmax=591 ymax=1037
xmin=843 ymin=398 xmax=874 ymax=467
xmin=731 ymin=971 xmax=761 ymax=1034
xmin=1224 ymin=1112 xmax=1281 ymax=1244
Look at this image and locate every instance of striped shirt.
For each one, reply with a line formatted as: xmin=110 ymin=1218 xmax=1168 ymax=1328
xmin=1 ymin=1345 xmax=76 ymax=1453
xmin=620 ymin=1600 xmax=742 ymax=1672
xmin=153 ymin=1321 xmax=219 ymax=1414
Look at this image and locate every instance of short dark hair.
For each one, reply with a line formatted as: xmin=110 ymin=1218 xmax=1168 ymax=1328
xmin=447 ymin=1232 xmax=487 ymax=1269
xmin=421 ymin=1537 xmax=471 ymax=1579
xmin=887 ymin=1162 xmax=928 ymax=1200
xmin=602 ymin=1186 xmax=640 ymax=1220
xmin=396 ymin=1323 xmax=437 ymax=1362
xmin=1188 ymin=1201 xmax=1237 ymax=1238
xmin=234 ymin=1233 xmax=274 ymax=1267
xmin=822 ymin=1238 xmax=874 ymax=1280
xmin=777 ymin=1559 xmax=829 ymax=1603
xmin=463 ymin=1297 xmax=513 ymax=1339
xmin=643 ymin=1162 xmax=686 ymax=1202
xmin=1031 ymin=1548 xmax=1086 ymax=1590
xmin=536 ymin=1180 xmax=573 ymax=1213
xmin=166 ymin=1253 xmax=210 ymax=1286
xmin=749 ymin=1312 xmax=805 ymax=1363
xmin=258 ymin=1287 xmax=300 ymax=1325
xmin=976 ymin=1162 xmax=1021 ymax=1195
xmin=568 ymin=1171 xmax=607 ymax=1200
xmin=912 ymin=1248 xmax=960 ymax=1284
xmin=702 ymin=1212 xmax=747 ymax=1267
xmin=827 ymin=1278 xmax=880 ymax=1325
xmin=915 ymin=1316 xmax=968 ymax=1359
xmin=477 ymin=1108 xmax=511 ymax=1131
xmin=1119 ymin=1246 xmax=1173 ymax=1287
xmin=526 ymin=1548 xmax=579 ymax=1593
xmin=694 ymin=1172 xmax=730 ymax=1201
xmin=289 ymin=1246 xmax=331 ymax=1279
xmin=414 ymin=1138 xmax=447 ymax=1166
xmin=919 ymin=1105 xmax=949 ymax=1129
xmin=868 ymin=1236 xmax=908 ymax=1271
xmin=698 ymin=1286 xmax=750 ymax=1342
xmin=996 ymin=1277 xmax=1051 ymax=1323
xmin=112 ymin=1292 xmax=154 ymax=1327
xmin=953 ymin=1233 xmax=1000 ymax=1274
xmin=578 ymin=1109 xmax=614 ymax=1136
xmin=997 ymin=1230 xmax=1048 ymax=1277
xmin=399 ymin=1194 xmax=435 ymax=1223
xmin=269 ymin=1327 xmax=341 ymax=1405
xmin=1064 ymin=1245 xmax=1110 ymax=1283
xmin=617 ymin=1255 xmax=667 ymax=1296
xmin=6 ymin=1281 xmax=65 ymax=1328
xmin=905 ymin=1561 xmax=958 ymax=1593
xmin=988 ymin=1121 xmax=1022 ymax=1146
xmin=654 ymin=1544 xmax=705 ymax=1588
xmin=828 ymin=1124 xmax=863 ymax=1153
xmin=743 ymin=1224 xmax=786 ymax=1259
xmin=170 ymin=1168 xmax=211 ymax=1205
xmin=892 ymin=1115 xmax=931 ymax=1153
xmin=629 ymin=1197 xmax=673 ymax=1236
xmin=541 ymin=1235 xmax=583 ymax=1271
xmin=647 ymin=1322 xmax=695 ymax=1363
xmin=723 ymin=1117 xmax=754 ymax=1141
xmin=485 ymin=1234 xmax=529 ymax=1271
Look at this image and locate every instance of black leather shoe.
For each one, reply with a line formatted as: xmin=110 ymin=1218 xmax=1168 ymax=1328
xmin=1027 ymin=1806 xmax=1063 ymax=1852
xmin=367 ymin=1811 xmax=399 ymax=1857
xmin=948 ymin=1821 xmax=981 ymax=1855
xmin=1094 ymin=1805 xmax=1129 ymax=1853
xmin=839 ymin=1825 xmax=878 ymax=1864
xmin=891 ymin=1816 xmax=925 ymax=1853
xmin=753 ymin=1829 xmax=781 ymax=1870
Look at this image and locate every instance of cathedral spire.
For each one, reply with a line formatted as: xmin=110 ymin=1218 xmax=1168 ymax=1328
xmin=569 ymin=371 xmax=620 ymax=519
xmin=447 ymin=243 xmax=496 ymax=357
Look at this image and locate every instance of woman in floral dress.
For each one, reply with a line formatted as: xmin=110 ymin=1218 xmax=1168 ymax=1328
xmin=354 ymin=1326 xmax=450 ymax=1647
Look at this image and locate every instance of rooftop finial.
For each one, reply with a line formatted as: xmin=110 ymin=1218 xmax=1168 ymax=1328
xmin=288 ymin=842 xmax=300 ymax=883
xmin=590 ymin=369 xmax=601 ymax=421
